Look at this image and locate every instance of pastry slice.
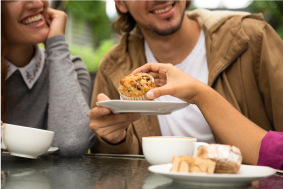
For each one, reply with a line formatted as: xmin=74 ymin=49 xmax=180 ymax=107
xmin=196 ymin=144 xmax=242 ymax=174
xmin=170 ymin=156 xmax=216 ymax=174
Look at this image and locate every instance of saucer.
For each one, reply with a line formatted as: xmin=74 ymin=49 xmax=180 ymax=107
xmin=148 ymin=163 xmax=276 ymax=187
xmin=96 ymin=100 xmax=189 ymax=115
xmin=45 ymin=146 xmax=59 ymax=155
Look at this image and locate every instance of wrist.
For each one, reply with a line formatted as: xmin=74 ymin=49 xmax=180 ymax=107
xmin=195 ymin=84 xmax=212 ymax=108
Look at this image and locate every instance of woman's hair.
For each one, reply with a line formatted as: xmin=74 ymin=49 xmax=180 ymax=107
xmin=112 ymin=1 xmax=192 ymax=35
xmin=1 ymin=2 xmax=7 ymax=121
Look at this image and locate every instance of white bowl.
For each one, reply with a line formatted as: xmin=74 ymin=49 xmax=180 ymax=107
xmin=1 ymin=123 xmax=54 ymax=159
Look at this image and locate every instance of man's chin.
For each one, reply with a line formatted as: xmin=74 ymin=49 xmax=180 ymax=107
xmin=153 ymin=26 xmax=181 ymax=36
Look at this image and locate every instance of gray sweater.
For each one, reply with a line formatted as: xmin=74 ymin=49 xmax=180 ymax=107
xmin=3 ymin=35 xmax=96 ymax=157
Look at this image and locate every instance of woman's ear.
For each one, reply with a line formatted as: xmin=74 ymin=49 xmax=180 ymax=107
xmin=115 ymin=0 xmax=128 ymax=13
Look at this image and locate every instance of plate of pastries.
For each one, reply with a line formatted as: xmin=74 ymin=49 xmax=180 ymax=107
xmin=148 ymin=144 xmax=276 ymax=187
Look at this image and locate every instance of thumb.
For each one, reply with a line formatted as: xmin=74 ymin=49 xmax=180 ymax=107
xmin=97 ymin=93 xmax=110 ymax=102
xmin=146 ymin=85 xmax=172 ymax=99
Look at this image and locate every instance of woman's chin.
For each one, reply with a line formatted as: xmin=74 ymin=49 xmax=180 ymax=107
xmin=33 ymin=28 xmax=50 ymax=44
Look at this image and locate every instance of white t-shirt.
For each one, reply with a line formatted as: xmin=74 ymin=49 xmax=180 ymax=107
xmin=144 ymin=29 xmax=216 ymax=143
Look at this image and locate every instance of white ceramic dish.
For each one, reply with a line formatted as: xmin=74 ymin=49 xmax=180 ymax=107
xmin=47 ymin=146 xmax=59 ymax=152
xmin=143 ymin=137 xmax=208 ymax=165
xmin=2 ymin=146 xmax=59 ymax=156
xmin=148 ymin=163 xmax=276 ymax=187
xmin=96 ymin=100 xmax=189 ymax=115
xmin=1 ymin=123 xmax=54 ymax=159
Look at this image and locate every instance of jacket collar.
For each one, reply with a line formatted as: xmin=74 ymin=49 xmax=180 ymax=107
xmin=187 ymin=9 xmax=263 ymax=86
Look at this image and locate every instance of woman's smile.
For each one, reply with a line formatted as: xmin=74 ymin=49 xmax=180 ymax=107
xmin=20 ymin=11 xmax=46 ymax=28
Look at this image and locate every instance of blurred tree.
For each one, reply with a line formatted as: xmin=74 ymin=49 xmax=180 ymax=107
xmin=65 ymin=1 xmax=112 ymax=46
xmin=247 ymin=0 xmax=283 ymax=39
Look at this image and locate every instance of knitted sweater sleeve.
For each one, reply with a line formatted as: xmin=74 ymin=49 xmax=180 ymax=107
xmin=45 ymin=35 xmax=96 ymax=157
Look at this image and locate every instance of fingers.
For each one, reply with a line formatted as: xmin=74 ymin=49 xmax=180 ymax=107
xmin=88 ymin=106 xmax=110 ymax=120
xmin=89 ymin=113 xmax=141 ymax=144
xmin=88 ymin=93 xmax=111 ymax=120
xmin=97 ymin=93 xmax=110 ymax=102
xmin=95 ymin=122 xmax=129 ymax=144
xmin=133 ymin=63 xmax=171 ymax=75
xmin=46 ymin=8 xmax=67 ymax=39
xmin=89 ymin=92 xmax=142 ymax=144
xmin=146 ymin=85 xmax=172 ymax=99
xmin=96 ymin=113 xmax=141 ymax=128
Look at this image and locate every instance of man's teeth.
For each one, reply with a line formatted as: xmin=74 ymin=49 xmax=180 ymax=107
xmin=22 ymin=14 xmax=42 ymax=25
xmin=154 ymin=5 xmax=173 ymax=14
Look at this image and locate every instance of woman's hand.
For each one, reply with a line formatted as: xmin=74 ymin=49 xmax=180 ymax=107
xmin=133 ymin=63 xmax=208 ymax=104
xmin=45 ymin=8 xmax=67 ymax=39
xmin=134 ymin=65 xmax=269 ymax=165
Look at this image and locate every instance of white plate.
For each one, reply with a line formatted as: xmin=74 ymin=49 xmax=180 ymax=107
xmin=2 ymin=147 xmax=59 ymax=156
xmin=44 ymin=146 xmax=58 ymax=155
xmin=96 ymin=100 xmax=189 ymax=115
xmin=148 ymin=163 xmax=276 ymax=187
xmin=47 ymin=146 xmax=59 ymax=152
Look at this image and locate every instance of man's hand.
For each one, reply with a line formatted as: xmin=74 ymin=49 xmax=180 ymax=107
xmin=45 ymin=8 xmax=67 ymax=39
xmin=88 ymin=94 xmax=141 ymax=144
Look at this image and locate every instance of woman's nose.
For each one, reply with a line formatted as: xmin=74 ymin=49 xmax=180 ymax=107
xmin=24 ymin=0 xmax=44 ymax=12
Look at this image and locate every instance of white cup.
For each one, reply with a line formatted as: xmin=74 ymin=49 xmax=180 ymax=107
xmin=1 ymin=123 xmax=54 ymax=159
xmin=142 ymin=136 xmax=208 ymax=165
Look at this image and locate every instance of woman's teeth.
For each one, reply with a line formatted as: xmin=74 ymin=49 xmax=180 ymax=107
xmin=154 ymin=5 xmax=173 ymax=14
xmin=22 ymin=14 xmax=42 ymax=25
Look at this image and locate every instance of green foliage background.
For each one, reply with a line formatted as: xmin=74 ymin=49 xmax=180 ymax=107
xmin=65 ymin=1 xmax=112 ymax=45
xmin=64 ymin=1 xmax=115 ymax=73
xmin=247 ymin=1 xmax=283 ymax=39
xmin=69 ymin=40 xmax=115 ymax=73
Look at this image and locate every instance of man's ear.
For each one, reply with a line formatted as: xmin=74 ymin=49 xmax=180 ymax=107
xmin=115 ymin=0 xmax=128 ymax=13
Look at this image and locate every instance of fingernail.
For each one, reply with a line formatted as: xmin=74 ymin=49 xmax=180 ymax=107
xmin=147 ymin=91 xmax=154 ymax=99
xmin=103 ymin=108 xmax=109 ymax=114
xmin=133 ymin=114 xmax=141 ymax=120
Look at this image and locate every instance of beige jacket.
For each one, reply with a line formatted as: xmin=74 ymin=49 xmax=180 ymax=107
xmin=90 ymin=9 xmax=283 ymax=154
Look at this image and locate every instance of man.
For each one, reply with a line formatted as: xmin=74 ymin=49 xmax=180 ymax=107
xmin=88 ymin=0 xmax=283 ymax=155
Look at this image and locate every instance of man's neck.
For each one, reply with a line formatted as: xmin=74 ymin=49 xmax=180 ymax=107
xmin=5 ymin=44 xmax=34 ymax=68
xmin=141 ymin=15 xmax=201 ymax=65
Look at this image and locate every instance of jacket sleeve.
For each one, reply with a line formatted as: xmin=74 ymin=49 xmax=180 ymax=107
xmin=45 ymin=35 xmax=96 ymax=157
xmin=90 ymin=63 xmax=141 ymax=154
xmin=257 ymin=131 xmax=283 ymax=170
xmin=257 ymin=23 xmax=283 ymax=132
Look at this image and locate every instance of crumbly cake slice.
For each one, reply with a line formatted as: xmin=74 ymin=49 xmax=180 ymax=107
xmin=170 ymin=156 xmax=216 ymax=174
xmin=196 ymin=144 xmax=242 ymax=173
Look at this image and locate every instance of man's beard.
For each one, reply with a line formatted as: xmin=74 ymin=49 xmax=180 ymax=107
xmin=138 ymin=3 xmax=186 ymax=36
xmin=138 ymin=10 xmax=186 ymax=36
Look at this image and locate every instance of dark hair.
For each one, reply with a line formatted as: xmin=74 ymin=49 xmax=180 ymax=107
xmin=112 ymin=1 xmax=192 ymax=35
xmin=1 ymin=2 xmax=7 ymax=121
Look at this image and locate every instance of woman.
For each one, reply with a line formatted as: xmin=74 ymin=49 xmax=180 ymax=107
xmin=133 ymin=63 xmax=283 ymax=170
xmin=1 ymin=1 xmax=96 ymax=157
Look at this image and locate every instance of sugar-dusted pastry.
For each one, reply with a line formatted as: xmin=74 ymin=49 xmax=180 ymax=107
xmin=196 ymin=144 xmax=242 ymax=173
xmin=170 ymin=156 xmax=216 ymax=174
xmin=118 ymin=73 xmax=155 ymax=100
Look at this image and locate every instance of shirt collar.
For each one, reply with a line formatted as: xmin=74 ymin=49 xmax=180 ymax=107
xmin=5 ymin=45 xmax=45 ymax=89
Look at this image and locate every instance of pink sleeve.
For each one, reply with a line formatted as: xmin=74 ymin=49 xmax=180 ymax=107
xmin=257 ymin=131 xmax=283 ymax=170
